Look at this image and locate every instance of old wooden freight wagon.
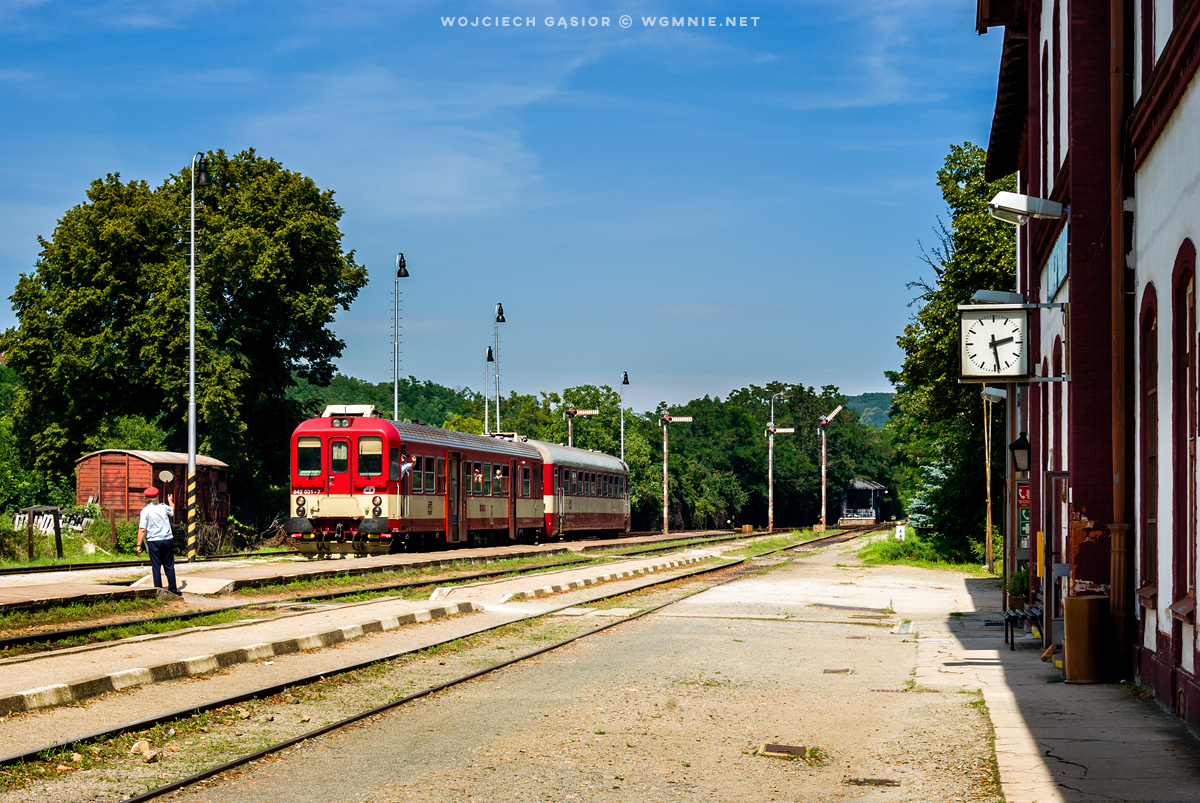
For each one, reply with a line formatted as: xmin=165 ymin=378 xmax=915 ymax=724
xmin=75 ymin=450 xmax=230 ymax=524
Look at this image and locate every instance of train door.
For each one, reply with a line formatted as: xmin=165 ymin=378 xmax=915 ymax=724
xmin=555 ymin=467 xmax=565 ymax=537
xmin=509 ymin=459 xmax=518 ymax=541
xmin=328 ymin=438 xmax=352 ymax=495
xmin=448 ymin=452 xmax=462 ymax=543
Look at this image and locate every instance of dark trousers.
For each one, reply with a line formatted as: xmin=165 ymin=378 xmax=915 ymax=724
xmin=147 ymin=539 xmax=179 ymax=594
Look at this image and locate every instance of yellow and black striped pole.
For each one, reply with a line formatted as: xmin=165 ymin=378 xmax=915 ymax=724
xmin=186 ymin=470 xmax=197 ymax=561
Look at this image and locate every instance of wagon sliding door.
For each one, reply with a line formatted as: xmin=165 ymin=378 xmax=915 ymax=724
xmin=448 ymin=452 xmax=462 ymax=544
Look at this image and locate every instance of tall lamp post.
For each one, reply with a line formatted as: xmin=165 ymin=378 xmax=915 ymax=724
xmin=393 ymin=253 xmax=409 ymax=421
xmin=484 ymin=347 xmax=494 ymax=434
xmin=660 ymin=414 xmax=693 ymax=535
xmin=493 ymin=303 xmax=505 ymax=431
xmin=816 ymin=405 xmax=843 ymax=532
xmin=767 ymin=392 xmax=793 ymax=533
xmin=187 ymin=152 xmax=211 ymax=563
xmin=620 ymin=372 xmax=630 ymax=462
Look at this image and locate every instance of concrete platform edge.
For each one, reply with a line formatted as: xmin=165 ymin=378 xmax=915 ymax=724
xmin=0 ymin=601 xmax=480 ymax=716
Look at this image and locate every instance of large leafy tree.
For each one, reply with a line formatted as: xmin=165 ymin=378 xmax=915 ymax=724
xmin=888 ymin=143 xmax=1016 ymax=558
xmin=2 ymin=149 xmax=368 ymax=513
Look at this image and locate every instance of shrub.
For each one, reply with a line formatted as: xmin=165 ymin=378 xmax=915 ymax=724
xmin=1005 ymin=567 xmax=1030 ymax=596
xmin=859 ymin=533 xmax=943 ymax=564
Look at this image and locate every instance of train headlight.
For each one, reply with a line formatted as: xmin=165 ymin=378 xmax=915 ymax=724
xmin=372 ymin=506 xmax=383 ymax=517
xmin=296 ymin=507 xmax=305 ymax=517
xmin=372 ymin=496 xmax=382 ymax=506
xmin=295 ymin=496 xmax=306 ymax=507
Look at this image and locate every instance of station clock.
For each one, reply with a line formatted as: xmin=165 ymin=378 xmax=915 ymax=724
xmin=959 ymin=305 xmax=1029 ymax=381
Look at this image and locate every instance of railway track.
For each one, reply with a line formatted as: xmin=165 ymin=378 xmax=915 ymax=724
xmin=0 ymin=526 xmax=870 ymax=801
xmin=0 ymin=530 xmax=776 ymax=653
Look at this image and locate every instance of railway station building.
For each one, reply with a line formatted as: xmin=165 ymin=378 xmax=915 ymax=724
xmin=975 ymin=0 xmax=1200 ymax=721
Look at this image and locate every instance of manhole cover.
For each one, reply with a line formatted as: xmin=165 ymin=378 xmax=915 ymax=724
xmin=823 ymin=668 xmax=851 ymax=674
xmin=846 ymin=778 xmax=900 ymax=787
xmin=757 ymin=743 xmax=806 ymax=759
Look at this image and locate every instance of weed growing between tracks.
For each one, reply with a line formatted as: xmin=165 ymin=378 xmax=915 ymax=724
xmin=0 ymin=598 xmax=172 ymax=639
xmin=0 ymin=560 xmax=752 ymax=801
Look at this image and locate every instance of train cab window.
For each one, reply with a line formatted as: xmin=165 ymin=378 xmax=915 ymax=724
xmin=437 ymin=458 xmax=446 ymax=493
xmin=500 ymin=464 xmax=509 ymax=495
xmin=472 ymin=462 xmax=483 ymax=495
xmin=297 ymin=437 xmax=322 ymax=477
xmin=412 ymin=456 xmax=424 ymax=493
xmin=425 ymin=460 xmax=435 ymax=494
xmin=482 ymin=463 xmax=492 ymax=496
xmin=389 ymin=448 xmax=400 ymax=481
xmin=330 ymin=440 xmax=349 ymax=474
xmin=358 ymin=437 xmax=383 ymax=477
xmin=522 ymin=466 xmax=531 ymax=497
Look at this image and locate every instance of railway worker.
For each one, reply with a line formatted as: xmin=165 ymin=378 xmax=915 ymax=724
xmin=400 ymin=452 xmax=413 ymax=480
xmin=136 ymin=487 xmax=180 ymax=596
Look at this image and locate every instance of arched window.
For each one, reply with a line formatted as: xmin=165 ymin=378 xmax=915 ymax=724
xmin=1172 ymin=241 xmax=1197 ymax=606
xmin=1052 ymin=337 xmax=1063 ymax=470
xmin=1141 ymin=285 xmax=1159 ymax=589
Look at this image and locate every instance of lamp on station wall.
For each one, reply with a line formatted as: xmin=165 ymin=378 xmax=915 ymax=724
xmin=1009 ymin=432 xmax=1032 ymax=473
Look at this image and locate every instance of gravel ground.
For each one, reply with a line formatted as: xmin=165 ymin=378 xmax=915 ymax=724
xmin=1 ymin=540 xmax=1001 ymax=803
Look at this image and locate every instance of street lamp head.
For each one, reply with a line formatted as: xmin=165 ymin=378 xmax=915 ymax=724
xmin=396 ymin=253 xmax=408 ymax=278
xmin=1008 ymin=431 xmax=1032 ymax=473
xmin=495 ymin=302 xmax=505 ymax=323
xmin=486 ymin=346 xmax=494 ymax=362
xmin=195 ymin=156 xmax=212 ymax=188
xmin=622 ymin=371 xmax=629 ymax=385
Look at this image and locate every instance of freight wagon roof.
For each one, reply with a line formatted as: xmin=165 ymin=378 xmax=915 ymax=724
xmin=524 ymin=440 xmax=628 ymax=473
xmin=75 ymin=449 xmax=229 ymax=468
xmin=389 ymin=422 xmax=543 ymax=460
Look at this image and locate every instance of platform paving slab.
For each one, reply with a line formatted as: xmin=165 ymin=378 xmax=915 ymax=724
xmin=915 ymin=601 xmax=1200 ymax=802
xmin=0 ymin=582 xmax=163 ymax=613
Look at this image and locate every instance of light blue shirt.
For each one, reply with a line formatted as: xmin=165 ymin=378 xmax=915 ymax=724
xmin=139 ymin=502 xmax=174 ymax=542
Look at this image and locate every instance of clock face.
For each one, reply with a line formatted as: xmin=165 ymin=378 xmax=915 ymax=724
xmin=960 ymin=308 xmax=1028 ymax=379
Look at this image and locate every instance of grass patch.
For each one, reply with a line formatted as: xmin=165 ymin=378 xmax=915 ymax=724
xmin=858 ymin=535 xmax=999 ymax=577
xmin=0 ymin=597 xmax=168 ymax=636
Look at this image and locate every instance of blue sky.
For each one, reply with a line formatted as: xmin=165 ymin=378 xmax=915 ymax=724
xmin=0 ymin=1 xmax=1002 ymax=413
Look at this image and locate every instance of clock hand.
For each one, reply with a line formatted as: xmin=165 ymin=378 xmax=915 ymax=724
xmin=991 ymin=336 xmax=1014 ymax=348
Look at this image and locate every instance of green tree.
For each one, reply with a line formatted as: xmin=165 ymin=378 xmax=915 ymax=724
xmin=888 ymin=143 xmax=1016 ymax=558
xmin=1 ymin=149 xmax=368 ymax=515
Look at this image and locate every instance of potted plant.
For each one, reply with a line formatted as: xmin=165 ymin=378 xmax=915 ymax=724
xmin=1004 ymin=567 xmax=1030 ymax=609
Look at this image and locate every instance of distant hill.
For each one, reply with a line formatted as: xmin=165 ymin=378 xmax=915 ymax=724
xmin=845 ymin=392 xmax=893 ymax=429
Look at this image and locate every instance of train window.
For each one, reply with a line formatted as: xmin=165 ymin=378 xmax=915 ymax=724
xmin=554 ymin=468 xmax=561 ymax=491
xmin=482 ymin=463 xmax=492 ymax=496
xmin=389 ymin=448 xmax=400 ymax=481
xmin=297 ymin=437 xmax=322 ymax=477
xmin=437 ymin=458 xmax=446 ymax=493
xmin=522 ymin=466 xmax=531 ymax=497
xmin=412 ymin=456 xmax=424 ymax=492
xmin=591 ymin=473 xmax=597 ymax=495
xmin=500 ymin=464 xmax=509 ymax=495
xmin=358 ymin=437 xmax=383 ymax=477
xmin=473 ymin=462 xmax=483 ymax=495
xmin=425 ymin=460 xmax=435 ymax=494
xmin=604 ymin=475 xmax=610 ymax=497
xmin=330 ymin=440 xmax=349 ymax=473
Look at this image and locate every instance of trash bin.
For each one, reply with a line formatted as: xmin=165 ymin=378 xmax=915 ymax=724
xmin=1063 ymin=595 xmax=1107 ymax=683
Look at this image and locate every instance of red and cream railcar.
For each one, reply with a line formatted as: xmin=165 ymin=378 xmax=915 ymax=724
xmin=529 ymin=441 xmax=631 ymax=537
xmin=287 ymin=406 xmax=546 ymax=556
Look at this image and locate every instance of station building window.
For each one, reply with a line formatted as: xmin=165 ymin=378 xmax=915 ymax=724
xmin=1141 ymin=287 xmax=1159 ymax=589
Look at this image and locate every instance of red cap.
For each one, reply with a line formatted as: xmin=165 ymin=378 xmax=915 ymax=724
xmin=143 ymin=487 xmax=159 ymax=497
